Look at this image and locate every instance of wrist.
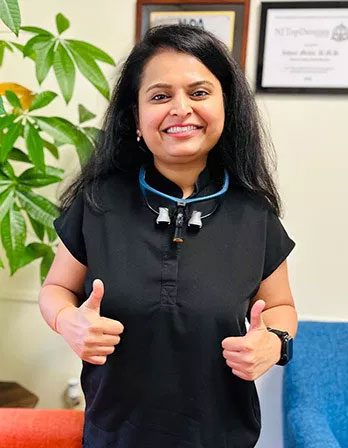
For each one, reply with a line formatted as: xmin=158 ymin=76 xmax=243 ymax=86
xmin=267 ymin=330 xmax=282 ymax=364
xmin=266 ymin=327 xmax=294 ymax=366
xmin=54 ymin=304 xmax=76 ymax=334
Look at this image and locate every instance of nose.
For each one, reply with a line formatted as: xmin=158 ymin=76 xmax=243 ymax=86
xmin=169 ymin=92 xmax=192 ymax=117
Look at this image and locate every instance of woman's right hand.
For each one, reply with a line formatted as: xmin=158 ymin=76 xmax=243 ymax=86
xmin=56 ymin=279 xmax=124 ymax=365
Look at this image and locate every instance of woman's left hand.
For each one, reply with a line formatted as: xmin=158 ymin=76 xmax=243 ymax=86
xmin=221 ymin=300 xmax=282 ymax=381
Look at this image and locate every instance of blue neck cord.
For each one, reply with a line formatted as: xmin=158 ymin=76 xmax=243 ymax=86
xmin=138 ymin=166 xmax=229 ymax=204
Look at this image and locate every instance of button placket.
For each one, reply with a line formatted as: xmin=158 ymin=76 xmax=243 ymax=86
xmin=160 ymin=236 xmax=182 ymax=306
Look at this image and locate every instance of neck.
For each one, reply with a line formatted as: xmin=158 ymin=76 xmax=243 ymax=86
xmin=153 ymin=157 xmax=208 ymax=199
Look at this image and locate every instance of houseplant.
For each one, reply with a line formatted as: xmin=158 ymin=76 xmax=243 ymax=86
xmin=0 ymin=1 xmax=115 ymax=282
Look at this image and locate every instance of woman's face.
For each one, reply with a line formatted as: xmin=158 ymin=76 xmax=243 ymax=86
xmin=137 ymin=49 xmax=225 ymax=166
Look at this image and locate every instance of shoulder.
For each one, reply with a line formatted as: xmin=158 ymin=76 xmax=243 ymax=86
xmin=84 ymin=170 xmax=139 ymax=212
xmin=101 ymin=170 xmax=138 ymax=196
xmin=226 ymin=186 xmax=273 ymax=216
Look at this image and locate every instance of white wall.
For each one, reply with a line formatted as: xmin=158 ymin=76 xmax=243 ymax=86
xmin=0 ymin=0 xmax=347 ymax=446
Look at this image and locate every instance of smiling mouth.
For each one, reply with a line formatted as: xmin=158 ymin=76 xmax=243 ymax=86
xmin=163 ymin=125 xmax=202 ymax=133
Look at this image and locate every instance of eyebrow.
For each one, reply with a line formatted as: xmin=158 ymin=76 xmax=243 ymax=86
xmin=145 ymin=80 xmax=215 ymax=94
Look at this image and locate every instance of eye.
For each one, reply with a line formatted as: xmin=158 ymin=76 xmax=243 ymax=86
xmin=192 ymin=90 xmax=208 ymax=97
xmin=151 ymin=94 xmax=169 ymax=101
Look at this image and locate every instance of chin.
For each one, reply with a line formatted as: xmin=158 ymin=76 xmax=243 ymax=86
xmin=165 ymin=151 xmax=205 ymax=163
xmin=167 ymin=145 xmax=206 ymax=157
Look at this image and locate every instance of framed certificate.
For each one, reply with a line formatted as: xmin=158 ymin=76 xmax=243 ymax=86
xmin=136 ymin=0 xmax=251 ymax=70
xmin=256 ymin=2 xmax=348 ymax=93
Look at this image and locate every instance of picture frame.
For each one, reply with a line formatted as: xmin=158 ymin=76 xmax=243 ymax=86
xmin=256 ymin=2 xmax=348 ymax=94
xmin=136 ymin=0 xmax=251 ymax=70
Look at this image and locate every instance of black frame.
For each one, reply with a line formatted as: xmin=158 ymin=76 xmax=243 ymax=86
xmin=136 ymin=0 xmax=251 ymax=71
xmin=256 ymin=2 xmax=348 ymax=94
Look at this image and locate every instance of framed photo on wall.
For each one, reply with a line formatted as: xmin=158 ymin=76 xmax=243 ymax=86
xmin=136 ymin=0 xmax=251 ymax=70
xmin=256 ymin=2 xmax=348 ymax=93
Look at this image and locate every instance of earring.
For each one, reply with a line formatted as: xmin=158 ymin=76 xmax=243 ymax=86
xmin=136 ymin=130 xmax=148 ymax=154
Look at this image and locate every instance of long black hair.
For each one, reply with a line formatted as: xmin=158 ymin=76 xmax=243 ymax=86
xmin=58 ymin=24 xmax=282 ymax=216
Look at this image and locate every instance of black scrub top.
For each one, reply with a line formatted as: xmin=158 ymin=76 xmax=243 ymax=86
xmin=53 ymin=164 xmax=296 ymax=448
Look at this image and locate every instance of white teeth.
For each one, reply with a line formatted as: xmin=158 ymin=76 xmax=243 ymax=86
xmin=166 ymin=125 xmax=198 ymax=134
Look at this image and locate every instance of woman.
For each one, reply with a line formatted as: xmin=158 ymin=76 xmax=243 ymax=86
xmin=39 ymin=25 xmax=297 ymax=448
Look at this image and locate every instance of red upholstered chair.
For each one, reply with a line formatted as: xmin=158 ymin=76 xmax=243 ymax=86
xmin=0 ymin=408 xmax=84 ymax=448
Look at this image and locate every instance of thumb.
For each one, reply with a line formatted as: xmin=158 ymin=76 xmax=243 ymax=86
xmin=84 ymin=279 xmax=104 ymax=314
xmin=249 ymin=299 xmax=266 ymax=331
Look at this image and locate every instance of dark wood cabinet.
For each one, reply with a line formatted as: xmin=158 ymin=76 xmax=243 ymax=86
xmin=0 ymin=382 xmax=38 ymax=408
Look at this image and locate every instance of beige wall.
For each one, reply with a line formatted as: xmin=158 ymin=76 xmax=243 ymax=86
xmin=247 ymin=1 xmax=348 ymax=321
xmin=0 ymin=0 xmax=347 ymax=445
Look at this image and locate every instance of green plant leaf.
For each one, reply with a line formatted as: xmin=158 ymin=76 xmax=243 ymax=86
xmin=33 ymin=116 xmax=76 ymax=145
xmin=0 ymin=254 xmax=4 ymax=268
xmin=56 ymin=13 xmax=70 ymax=35
xmin=0 ymin=168 xmax=9 ymax=178
xmin=0 ymin=172 xmax=12 ymax=193
xmin=0 ymin=120 xmax=22 ymax=163
xmin=24 ymin=121 xmax=45 ymax=172
xmin=5 ymin=89 xmax=22 ymax=109
xmin=0 ymin=114 xmax=16 ymax=131
xmin=22 ymin=34 xmax=53 ymax=58
xmin=2 ymin=40 xmax=13 ymax=51
xmin=0 ymin=184 xmax=11 ymax=194
xmin=46 ymin=226 xmax=57 ymax=242
xmin=16 ymin=189 xmax=58 ymax=228
xmin=7 ymin=147 xmax=30 ymax=163
xmin=42 ymin=139 xmax=59 ymax=159
xmin=0 ymin=160 xmax=15 ymax=178
xmin=0 ymin=169 xmax=8 ymax=180
xmin=20 ymin=26 xmax=53 ymax=36
xmin=27 ymin=241 xmax=49 ymax=256
xmin=78 ymin=104 xmax=96 ymax=124
xmin=28 ymin=215 xmax=44 ymax=240
xmin=66 ymin=40 xmax=115 ymax=65
xmin=11 ymin=41 xmax=36 ymax=61
xmin=0 ymin=170 xmax=12 ymax=182
xmin=0 ymin=0 xmax=21 ymax=36
xmin=0 ymin=41 xmax=12 ymax=66
xmin=35 ymin=40 xmax=55 ymax=84
xmin=16 ymin=241 xmax=48 ymax=270
xmin=54 ymin=119 xmax=93 ymax=165
xmin=1 ymin=203 xmax=26 ymax=275
xmin=0 ymin=114 xmax=16 ymax=130
xmin=83 ymin=126 xmax=100 ymax=142
xmin=40 ymin=246 xmax=54 ymax=283
xmin=19 ymin=165 xmax=63 ymax=187
xmin=0 ymin=169 xmax=10 ymax=179
xmin=67 ymin=45 xmax=109 ymax=99
xmin=0 ymin=95 xmax=4 ymax=114
xmin=53 ymin=43 xmax=75 ymax=104
xmin=0 ymin=186 xmax=14 ymax=222
xmin=74 ymin=128 xmax=94 ymax=166
xmin=29 ymin=91 xmax=57 ymax=111
xmin=15 ymin=184 xmax=30 ymax=193
xmin=36 ymin=116 xmax=93 ymax=164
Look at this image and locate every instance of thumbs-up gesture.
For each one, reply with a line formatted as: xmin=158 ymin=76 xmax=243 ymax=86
xmin=57 ymin=279 xmax=124 ymax=365
xmin=221 ymin=300 xmax=281 ymax=381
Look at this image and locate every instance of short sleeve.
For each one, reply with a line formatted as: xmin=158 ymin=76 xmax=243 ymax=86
xmin=53 ymin=193 xmax=87 ymax=266
xmin=262 ymin=209 xmax=295 ymax=280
